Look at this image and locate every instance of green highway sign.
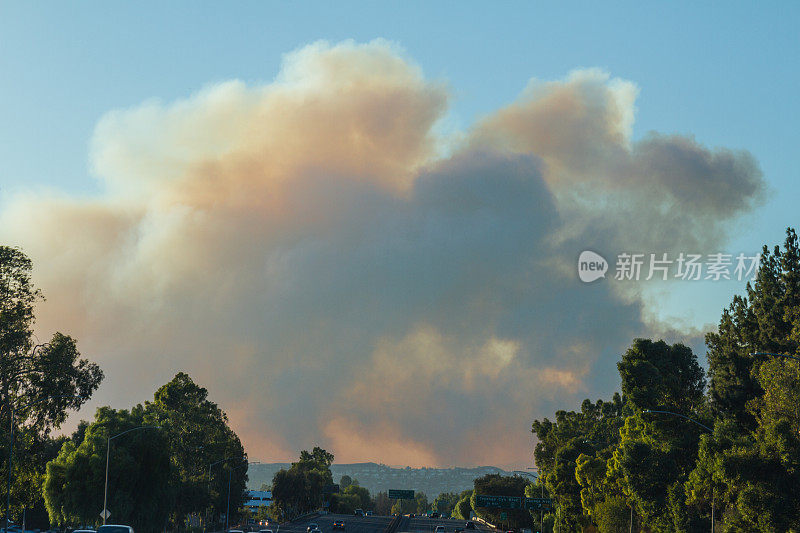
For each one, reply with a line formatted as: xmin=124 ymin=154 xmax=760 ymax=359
xmin=475 ymin=495 xmax=523 ymax=509
xmin=388 ymin=489 xmax=415 ymax=500
xmin=524 ymin=497 xmax=554 ymax=511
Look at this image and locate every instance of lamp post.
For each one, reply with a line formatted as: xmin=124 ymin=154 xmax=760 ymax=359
xmin=643 ymin=409 xmax=714 ymax=532
xmin=103 ymin=425 xmax=161 ymax=525
xmin=5 ymin=393 xmax=84 ymax=533
xmin=226 ymin=460 xmax=259 ymax=532
xmin=207 ymin=457 xmax=235 ymax=533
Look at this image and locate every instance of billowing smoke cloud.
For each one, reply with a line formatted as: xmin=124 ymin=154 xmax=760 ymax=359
xmin=0 ymin=40 xmax=763 ymax=467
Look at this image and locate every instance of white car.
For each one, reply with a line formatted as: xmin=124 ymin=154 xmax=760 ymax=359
xmin=96 ymin=526 xmax=134 ymax=533
xmin=436 ymin=527 xmax=446 ymax=533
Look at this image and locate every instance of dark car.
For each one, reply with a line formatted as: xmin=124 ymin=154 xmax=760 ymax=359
xmin=333 ymin=521 xmax=345 ymax=530
xmin=465 ymin=522 xmax=476 ymax=530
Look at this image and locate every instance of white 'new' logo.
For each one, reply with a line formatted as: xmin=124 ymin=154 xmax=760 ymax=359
xmin=578 ymin=251 xmax=608 ymax=283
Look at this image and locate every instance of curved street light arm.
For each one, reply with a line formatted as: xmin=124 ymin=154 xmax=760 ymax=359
xmin=103 ymin=425 xmax=162 ymax=524
xmin=750 ymin=352 xmax=800 ymax=362
xmin=643 ymin=409 xmax=713 ymax=432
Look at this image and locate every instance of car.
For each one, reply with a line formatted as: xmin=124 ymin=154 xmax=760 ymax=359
xmin=307 ymin=525 xmax=319 ymax=533
xmin=354 ymin=509 xmax=364 ymax=516
xmin=97 ymin=526 xmax=135 ymax=533
xmin=365 ymin=511 xmax=373 ymax=516
xmin=259 ymin=529 xmax=274 ymax=533
xmin=332 ymin=521 xmax=345 ymax=530
xmin=465 ymin=523 xmax=476 ymax=530
xmin=435 ymin=527 xmax=446 ymax=533
xmin=430 ymin=513 xmax=440 ymax=519
xmin=227 ymin=530 xmax=244 ymax=533
xmin=72 ymin=530 xmax=95 ymax=533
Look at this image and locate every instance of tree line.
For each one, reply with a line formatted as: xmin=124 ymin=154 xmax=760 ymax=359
xmin=1 ymin=247 xmax=249 ymax=533
xmin=265 ymin=448 xmax=463 ymax=520
xmin=522 ymin=228 xmax=800 ymax=532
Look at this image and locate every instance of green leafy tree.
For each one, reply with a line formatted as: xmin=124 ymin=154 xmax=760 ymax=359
xmin=344 ymin=484 xmax=371 ymax=510
xmin=611 ymin=340 xmax=708 ymax=532
xmin=373 ymin=491 xmax=392 ymax=515
xmin=471 ymin=474 xmax=533 ymax=529
xmin=270 ymin=447 xmax=334 ymax=519
xmin=706 ymin=228 xmax=800 ymax=428
xmin=451 ymin=490 xmax=472 ymax=520
xmin=339 ymin=475 xmax=352 ymax=490
xmin=145 ymin=372 xmax=247 ymax=528
xmin=686 ymin=228 xmax=800 ymax=529
xmin=431 ymin=492 xmax=459 ymax=517
xmin=43 ymin=406 xmax=172 ymax=532
xmin=414 ymin=492 xmax=429 ymax=514
xmin=0 ymin=247 xmax=103 ymax=523
xmin=532 ymin=395 xmax=626 ymax=531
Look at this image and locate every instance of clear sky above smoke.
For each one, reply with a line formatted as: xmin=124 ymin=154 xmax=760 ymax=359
xmin=1 ymin=2 xmax=797 ymax=469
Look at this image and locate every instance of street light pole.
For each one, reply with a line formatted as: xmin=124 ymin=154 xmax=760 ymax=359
xmin=207 ymin=457 xmax=234 ymax=533
xmin=5 ymin=403 xmax=14 ymax=533
xmin=103 ymin=426 xmax=161 ymax=525
xmin=225 ymin=461 xmax=259 ymax=533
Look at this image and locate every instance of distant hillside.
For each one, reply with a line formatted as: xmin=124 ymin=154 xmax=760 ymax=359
xmin=247 ymin=463 xmax=515 ymax=497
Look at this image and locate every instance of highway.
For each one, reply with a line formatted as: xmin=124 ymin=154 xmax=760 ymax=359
xmin=278 ymin=514 xmax=393 ymax=533
xmin=278 ymin=514 xmax=495 ymax=533
xmin=406 ymin=516 xmax=495 ymax=533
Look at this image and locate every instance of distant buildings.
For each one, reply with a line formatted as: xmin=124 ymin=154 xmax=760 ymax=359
xmin=248 ymin=463 xmax=512 ymax=497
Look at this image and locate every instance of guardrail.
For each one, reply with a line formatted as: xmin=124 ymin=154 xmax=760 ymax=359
xmin=382 ymin=515 xmax=406 ymax=533
xmin=472 ymin=516 xmax=499 ymax=530
xmin=289 ymin=512 xmax=321 ymax=524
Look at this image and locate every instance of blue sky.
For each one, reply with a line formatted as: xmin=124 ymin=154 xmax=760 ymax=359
xmin=3 ymin=1 xmax=797 ymax=281
xmin=1 ymin=2 xmax=798 ymax=465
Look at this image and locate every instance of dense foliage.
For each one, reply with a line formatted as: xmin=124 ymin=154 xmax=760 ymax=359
xmin=43 ymin=373 xmax=248 ymax=533
xmin=531 ymin=228 xmax=800 ymax=532
xmin=269 ymin=447 xmax=335 ymax=520
xmin=0 ymin=246 xmax=103 ymax=526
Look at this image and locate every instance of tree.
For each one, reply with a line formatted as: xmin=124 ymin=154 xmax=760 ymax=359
xmin=145 ymin=372 xmax=247 ymax=528
xmin=270 ymin=447 xmax=334 ymax=519
xmin=451 ymin=490 xmax=472 ymax=520
xmin=531 ymin=395 xmax=626 ymax=531
xmin=689 ymin=228 xmax=800 ymax=529
xmin=706 ymin=229 xmax=800 ymax=428
xmin=617 ymin=339 xmax=706 ymax=416
xmin=339 ymin=475 xmax=353 ymax=490
xmin=431 ymin=492 xmax=459 ymax=517
xmin=0 ymin=246 xmax=103 ymax=523
xmin=414 ymin=492 xmax=429 ymax=514
xmin=610 ymin=340 xmax=709 ymax=532
xmin=43 ymin=406 xmax=172 ymax=533
xmin=471 ymin=475 xmax=533 ymax=529
xmin=373 ymin=491 xmax=392 ymax=515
